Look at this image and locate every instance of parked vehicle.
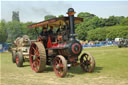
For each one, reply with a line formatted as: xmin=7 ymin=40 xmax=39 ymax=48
xmin=118 ymin=39 xmax=128 ymax=48
xmin=115 ymin=38 xmax=123 ymax=42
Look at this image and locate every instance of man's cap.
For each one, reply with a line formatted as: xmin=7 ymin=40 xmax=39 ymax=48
xmin=50 ymin=26 xmax=53 ymax=28
xmin=42 ymin=27 xmax=47 ymax=29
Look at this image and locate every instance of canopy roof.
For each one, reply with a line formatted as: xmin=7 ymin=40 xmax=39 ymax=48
xmin=28 ymin=17 xmax=83 ymax=28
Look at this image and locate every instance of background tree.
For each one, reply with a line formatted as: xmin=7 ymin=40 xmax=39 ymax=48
xmin=75 ymin=23 xmax=87 ymax=41
xmin=21 ymin=22 xmax=37 ymax=40
xmin=77 ymin=12 xmax=95 ymax=21
xmin=0 ymin=20 xmax=8 ymax=43
xmin=58 ymin=15 xmax=64 ymax=17
xmin=6 ymin=21 xmax=22 ymax=42
xmin=121 ymin=17 xmax=128 ymax=25
xmin=12 ymin=11 xmax=20 ymax=22
xmin=87 ymin=27 xmax=109 ymax=41
xmin=87 ymin=26 xmax=128 ymax=41
xmin=76 ymin=13 xmax=99 ymax=40
xmin=102 ymin=16 xmax=124 ymax=26
xmin=44 ymin=15 xmax=56 ymax=20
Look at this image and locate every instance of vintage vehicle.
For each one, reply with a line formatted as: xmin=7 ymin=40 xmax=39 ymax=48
xmin=118 ymin=39 xmax=128 ymax=48
xmin=11 ymin=35 xmax=31 ymax=67
xmin=28 ymin=8 xmax=95 ymax=77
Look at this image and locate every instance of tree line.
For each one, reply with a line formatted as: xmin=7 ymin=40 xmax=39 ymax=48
xmin=0 ymin=11 xmax=128 ymax=43
xmin=76 ymin=12 xmax=128 ymax=41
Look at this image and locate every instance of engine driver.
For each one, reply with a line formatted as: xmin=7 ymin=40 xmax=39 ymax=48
xmin=48 ymin=26 xmax=55 ymax=42
xmin=40 ymin=27 xmax=48 ymax=48
xmin=48 ymin=26 xmax=54 ymax=34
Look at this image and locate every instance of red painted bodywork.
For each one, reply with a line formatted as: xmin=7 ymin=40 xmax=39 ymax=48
xmin=47 ymin=37 xmax=66 ymax=48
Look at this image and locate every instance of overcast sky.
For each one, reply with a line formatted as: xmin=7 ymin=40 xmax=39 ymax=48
xmin=1 ymin=0 xmax=128 ymax=22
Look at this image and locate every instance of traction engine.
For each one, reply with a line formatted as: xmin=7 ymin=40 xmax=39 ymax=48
xmin=28 ymin=8 xmax=95 ymax=77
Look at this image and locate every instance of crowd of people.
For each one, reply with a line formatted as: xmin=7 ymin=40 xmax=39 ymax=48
xmin=80 ymin=40 xmax=118 ymax=47
xmin=39 ymin=25 xmax=69 ymax=47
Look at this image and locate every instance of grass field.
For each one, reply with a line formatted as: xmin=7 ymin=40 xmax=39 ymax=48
xmin=0 ymin=46 xmax=128 ymax=85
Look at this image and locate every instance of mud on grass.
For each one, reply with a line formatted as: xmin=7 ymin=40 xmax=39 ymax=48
xmin=1 ymin=46 xmax=128 ymax=85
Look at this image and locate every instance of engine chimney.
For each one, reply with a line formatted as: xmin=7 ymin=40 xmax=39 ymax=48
xmin=67 ymin=8 xmax=76 ymax=40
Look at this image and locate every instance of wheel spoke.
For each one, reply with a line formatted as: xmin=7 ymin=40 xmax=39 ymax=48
xmin=32 ymin=47 xmax=36 ymax=52
xmin=35 ymin=51 xmax=39 ymax=56
xmin=32 ymin=47 xmax=40 ymax=56
xmin=37 ymin=57 xmax=40 ymax=62
xmin=31 ymin=45 xmax=40 ymax=72
xmin=85 ymin=55 xmax=88 ymax=60
xmin=32 ymin=61 xmax=39 ymax=72
xmin=30 ymin=54 xmax=34 ymax=57
xmin=58 ymin=59 xmax=63 ymax=68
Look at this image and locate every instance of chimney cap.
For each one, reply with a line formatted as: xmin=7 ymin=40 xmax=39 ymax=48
xmin=67 ymin=8 xmax=75 ymax=13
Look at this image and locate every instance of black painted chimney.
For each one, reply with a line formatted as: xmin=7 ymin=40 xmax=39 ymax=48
xmin=67 ymin=8 xmax=76 ymax=40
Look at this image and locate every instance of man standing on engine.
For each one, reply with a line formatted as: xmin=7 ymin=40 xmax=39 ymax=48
xmin=40 ymin=27 xmax=48 ymax=48
xmin=48 ymin=26 xmax=54 ymax=35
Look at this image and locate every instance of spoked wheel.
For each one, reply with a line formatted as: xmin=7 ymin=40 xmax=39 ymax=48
xmin=29 ymin=42 xmax=46 ymax=73
xmin=53 ymin=55 xmax=67 ymax=77
xmin=80 ymin=52 xmax=95 ymax=72
xmin=16 ymin=51 xmax=23 ymax=67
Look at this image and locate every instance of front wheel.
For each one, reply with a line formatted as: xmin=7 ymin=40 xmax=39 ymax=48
xmin=80 ymin=52 xmax=95 ymax=72
xmin=12 ymin=50 xmax=16 ymax=63
xmin=16 ymin=52 xmax=24 ymax=67
xmin=53 ymin=55 xmax=67 ymax=77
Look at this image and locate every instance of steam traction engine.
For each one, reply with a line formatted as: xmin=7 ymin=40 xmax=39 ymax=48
xmin=28 ymin=8 xmax=95 ymax=77
xmin=11 ymin=35 xmax=31 ymax=67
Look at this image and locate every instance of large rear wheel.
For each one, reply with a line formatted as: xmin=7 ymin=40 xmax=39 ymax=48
xmin=29 ymin=42 xmax=46 ymax=73
xmin=53 ymin=55 xmax=67 ymax=77
xmin=80 ymin=52 xmax=95 ymax=72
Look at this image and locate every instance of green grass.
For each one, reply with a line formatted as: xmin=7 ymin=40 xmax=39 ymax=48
xmin=1 ymin=46 xmax=128 ymax=85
